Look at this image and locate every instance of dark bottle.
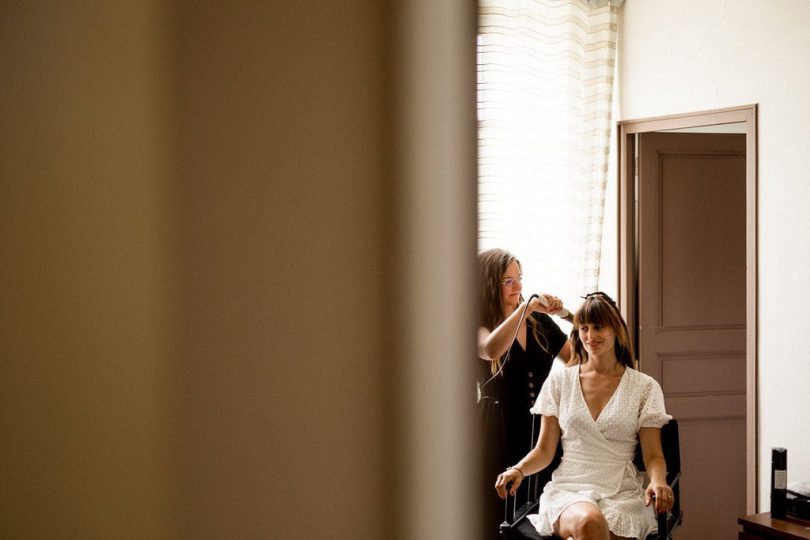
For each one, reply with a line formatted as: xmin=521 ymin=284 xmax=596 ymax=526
xmin=771 ymin=447 xmax=787 ymax=519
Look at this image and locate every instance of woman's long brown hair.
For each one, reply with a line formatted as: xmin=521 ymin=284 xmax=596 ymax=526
xmin=568 ymin=292 xmax=636 ymax=369
xmin=478 ymin=248 xmax=548 ymax=375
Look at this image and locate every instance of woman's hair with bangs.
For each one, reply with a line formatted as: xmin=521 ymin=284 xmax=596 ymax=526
xmin=568 ymin=292 xmax=636 ymax=369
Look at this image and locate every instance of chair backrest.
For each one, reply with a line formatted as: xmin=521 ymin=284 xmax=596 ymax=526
xmin=634 ymin=419 xmax=681 ymax=476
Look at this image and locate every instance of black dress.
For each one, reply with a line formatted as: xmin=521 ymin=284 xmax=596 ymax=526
xmin=477 ymin=312 xmax=567 ymax=539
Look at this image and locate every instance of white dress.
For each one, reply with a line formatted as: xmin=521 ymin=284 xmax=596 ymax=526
xmin=527 ymin=365 xmax=671 ymax=539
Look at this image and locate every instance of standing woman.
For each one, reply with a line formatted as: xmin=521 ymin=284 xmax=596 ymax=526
xmin=477 ymin=248 xmax=571 ymax=538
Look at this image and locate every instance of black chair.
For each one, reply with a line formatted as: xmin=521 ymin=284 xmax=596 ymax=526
xmin=500 ymin=419 xmax=683 ymax=540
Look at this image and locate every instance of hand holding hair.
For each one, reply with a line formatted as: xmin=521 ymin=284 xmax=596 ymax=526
xmin=531 ymin=294 xmax=570 ymax=318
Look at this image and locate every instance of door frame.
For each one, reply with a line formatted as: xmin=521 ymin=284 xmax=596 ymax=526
xmin=616 ymin=104 xmax=758 ymax=513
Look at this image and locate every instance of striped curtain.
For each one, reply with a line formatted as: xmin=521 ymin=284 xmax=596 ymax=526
xmin=478 ymin=0 xmax=620 ymax=311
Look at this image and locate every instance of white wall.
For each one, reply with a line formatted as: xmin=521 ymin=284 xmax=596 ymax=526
xmin=619 ymin=0 xmax=810 ymax=510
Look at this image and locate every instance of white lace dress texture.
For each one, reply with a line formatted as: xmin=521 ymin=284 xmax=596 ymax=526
xmin=527 ymin=365 xmax=671 ymax=539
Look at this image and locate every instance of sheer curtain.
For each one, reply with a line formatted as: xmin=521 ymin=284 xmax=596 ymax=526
xmin=478 ymin=0 xmax=621 ymax=316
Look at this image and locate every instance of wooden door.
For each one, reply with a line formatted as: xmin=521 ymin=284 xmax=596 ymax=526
xmin=638 ymin=132 xmax=746 ymax=539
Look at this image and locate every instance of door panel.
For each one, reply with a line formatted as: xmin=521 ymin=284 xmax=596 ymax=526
xmin=638 ymin=132 xmax=746 ymax=539
xmin=678 ymin=419 xmax=747 ymax=539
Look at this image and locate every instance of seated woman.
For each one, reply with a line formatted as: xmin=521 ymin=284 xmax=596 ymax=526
xmin=494 ymin=292 xmax=674 ymax=540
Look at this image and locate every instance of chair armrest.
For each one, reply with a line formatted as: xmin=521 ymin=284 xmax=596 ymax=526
xmin=500 ymin=499 xmax=542 ymax=540
xmin=666 ymin=470 xmax=681 ymax=486
xmin=501 ymin=499 xmax=539 ymax=530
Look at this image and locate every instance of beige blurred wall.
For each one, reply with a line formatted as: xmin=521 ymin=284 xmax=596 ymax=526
xmin=1 ymin=1 xmax=477 ymax=538
xmin=1 ymin=1 xmax=174 ymax=537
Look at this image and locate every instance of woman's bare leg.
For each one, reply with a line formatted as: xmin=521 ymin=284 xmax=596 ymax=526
xmin=555 ymin=502 xmax=610 ymax=540
xmin=555 ymin=502 xmax=635 ymax=540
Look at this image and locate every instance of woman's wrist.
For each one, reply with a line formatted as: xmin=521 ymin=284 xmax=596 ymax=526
xmin=648 ymin=477 xmax=667 ymax=488
xmin=507 ymin=465 xmax=525 ymax=478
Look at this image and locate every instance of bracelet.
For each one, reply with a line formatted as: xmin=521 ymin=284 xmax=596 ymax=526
xmin=507 ymin=465 xmax=524 ymax=478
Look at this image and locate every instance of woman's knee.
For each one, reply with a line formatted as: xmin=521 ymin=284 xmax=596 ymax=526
xmin=559 ymin=503 xmax=609 ymax=538
xmin=577 ymin=509 xmax=608 ymax=536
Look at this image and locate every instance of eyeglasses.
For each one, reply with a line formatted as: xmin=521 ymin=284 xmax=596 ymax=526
xmin=501 ymin=275 xmax=523 ymax=287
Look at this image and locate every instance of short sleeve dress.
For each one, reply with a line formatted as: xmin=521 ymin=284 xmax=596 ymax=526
xmin=527 ymin=365 xmax=671 ymax=538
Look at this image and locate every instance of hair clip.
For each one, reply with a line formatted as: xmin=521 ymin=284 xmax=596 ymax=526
xmin=581 ymin=291 xmax=617 ymax=306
